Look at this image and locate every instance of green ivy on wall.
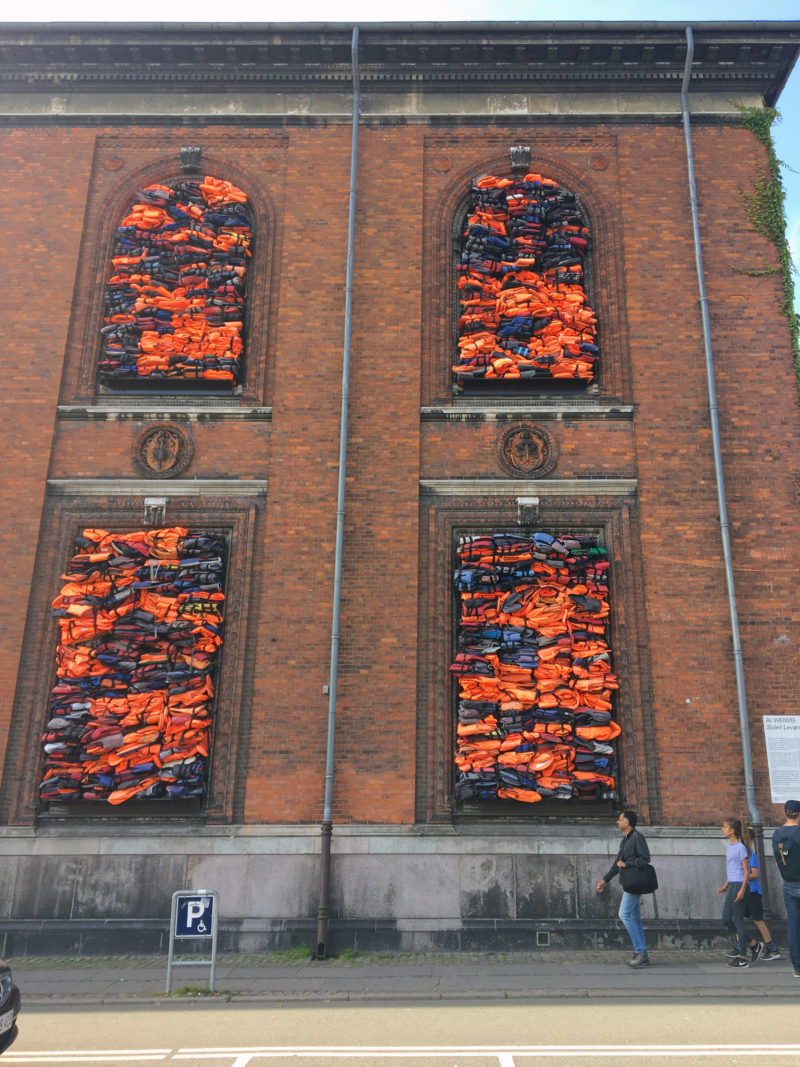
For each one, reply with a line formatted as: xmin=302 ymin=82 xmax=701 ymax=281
xmin=737 ymin=106 xmax=800 ymax=385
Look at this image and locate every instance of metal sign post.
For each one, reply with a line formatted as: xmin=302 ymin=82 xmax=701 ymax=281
xmin=166 ymin=889 xmax=219 ymax=994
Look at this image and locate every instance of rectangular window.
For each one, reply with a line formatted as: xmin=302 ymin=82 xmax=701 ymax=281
xmin=40 ymin=526 xmax=225 ymax=807
xmin=452 ymin=531 xmax=618 ymax=807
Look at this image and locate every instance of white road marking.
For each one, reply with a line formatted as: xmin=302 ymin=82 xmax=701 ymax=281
xmin=2 ymin=1052 xmax=169 ymax=1063
xmin=173 ymin=1046 xmax=800 ymax=1062
xmin=8 ymin=1045 xmax=800 ymax=1064
xmin=175 ymin=1046 xmax=800 ymax=1054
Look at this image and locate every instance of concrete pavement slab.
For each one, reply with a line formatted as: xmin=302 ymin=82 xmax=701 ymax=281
xmin=5 ymin=950 xmax=799 ymax=1005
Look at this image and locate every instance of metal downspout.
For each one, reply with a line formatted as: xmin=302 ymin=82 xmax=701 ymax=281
xmin=681 ymin=27 xmax=766 ymax=889
xmin=315 ymin=25 xmax=360 ymax=961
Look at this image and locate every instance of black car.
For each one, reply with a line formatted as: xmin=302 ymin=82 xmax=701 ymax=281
xmin=0 ymin=962 xmax=20 ymax=1054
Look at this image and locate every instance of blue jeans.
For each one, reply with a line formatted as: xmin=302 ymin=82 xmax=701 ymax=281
xmin=619 ymin=890 xmax=646 ymax=954
xmin=722 ymin=882 xmax=748 ymax=956
xmin=782 ymin=882 xmax=800 ymax=972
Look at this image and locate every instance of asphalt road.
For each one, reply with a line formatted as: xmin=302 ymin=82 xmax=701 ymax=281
xmin=7 ymin=999 xmax=800 ymax=1066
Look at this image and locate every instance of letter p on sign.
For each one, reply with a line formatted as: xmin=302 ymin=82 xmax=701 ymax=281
xmin=187 ymin=901 xmax=205 ymax=926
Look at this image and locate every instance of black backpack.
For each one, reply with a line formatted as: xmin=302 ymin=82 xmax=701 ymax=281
xmin=775 ymin=831 xmax=800 ymax=881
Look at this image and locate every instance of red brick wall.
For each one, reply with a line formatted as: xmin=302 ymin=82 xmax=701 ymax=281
xmin=420 ymin=420 xmax=636 ymax=480
xmin=1 ymin=118 xmax=797 ymax=828
xmin=49 ymin=421 xmax=271 ymax=480
xmin=619 ymin=123 xmax=800 ymax=825
xmin=0 ymin=129 xmax=96 ymax=779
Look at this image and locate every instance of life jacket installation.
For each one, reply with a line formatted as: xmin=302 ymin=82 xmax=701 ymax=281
xmin=40 ymin=527 xmax=226 ymax=805
xmin=99 ymin=177 xmax=251 ymax=386
xmin=454 ymin=174 xmax=597 ymax=386
xmin=452 ymin=532 xmax=618 ymax=805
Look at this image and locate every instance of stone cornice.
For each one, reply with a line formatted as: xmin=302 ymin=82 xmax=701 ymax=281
xmin=47 ymin=478 xmax=268 ymax=496
xmin=420 ymin=478 xmax=637 ymax=496
xmin=421 ymin=403 xmax=634 ymax=422
xmin=57 ymin=404 xmax=272 ymax=422
xmin=1 ymin=22 xmax=798 ymax=105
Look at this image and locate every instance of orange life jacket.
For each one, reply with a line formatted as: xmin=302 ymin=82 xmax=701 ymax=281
xmin=497 ymin=786 xmax=541 ymax=803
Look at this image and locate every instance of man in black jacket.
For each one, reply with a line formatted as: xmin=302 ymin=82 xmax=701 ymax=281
xmin=772 ymin=799 xmax=800 ymax=978
xmin=596 ymin=810 xmax=652 ymax=968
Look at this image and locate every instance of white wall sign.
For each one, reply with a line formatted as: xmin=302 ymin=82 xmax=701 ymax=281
xmin=763 ymin=716 xmax=800 ymax=804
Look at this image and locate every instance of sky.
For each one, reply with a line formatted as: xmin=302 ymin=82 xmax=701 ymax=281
xmin=4 ymin=0 xmax=799 ymax=314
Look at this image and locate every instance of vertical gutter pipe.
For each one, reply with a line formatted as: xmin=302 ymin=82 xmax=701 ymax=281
xmin=315 ymin=25 xmax=360 ymax=961
xmin=681 ymin=26 xmax=767 ymax=896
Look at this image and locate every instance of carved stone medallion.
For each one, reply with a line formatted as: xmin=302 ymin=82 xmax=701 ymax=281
xmin=498 ymin=424 xmax=556 ymax=478
xmin=133 ymin=423 xmax=194 ymax=479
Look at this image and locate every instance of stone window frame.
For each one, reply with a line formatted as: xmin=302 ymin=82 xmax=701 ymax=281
xmin=422 ymin=144 xmax=630 ymax=407
xmin=58 ymin=142 xmax=282 ymax=408
xmin=416 ymin=492 xmax=660 ymax=825
xmin=0 ymin=494 xmax=262 ymax=826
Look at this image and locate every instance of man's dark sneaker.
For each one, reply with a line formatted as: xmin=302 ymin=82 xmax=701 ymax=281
xmin=725 ymin=946 xmax=740 ymax=958
xmin=760 ymin=948 xmax=781 ymax=961
xmin=727 ymin=956 xmax=749 ymax=968
xmin=749 ymin=940 xmax=765 ymax=962
xmin=792 ymin=969 xmax=800 ymax=978
xmin=628 ymin=952 xmax=650 ymax=968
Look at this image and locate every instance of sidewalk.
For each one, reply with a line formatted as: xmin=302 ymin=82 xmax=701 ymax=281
xmin=7 ymin=950 xmax=800 ymax=1004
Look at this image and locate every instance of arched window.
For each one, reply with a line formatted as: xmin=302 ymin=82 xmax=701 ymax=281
xmin=99 ymin=177 xmax=251 ymax=390
xmin=454 ymin=173 xmax=597 ymax=390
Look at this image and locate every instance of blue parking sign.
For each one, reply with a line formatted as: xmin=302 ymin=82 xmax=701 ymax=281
xmin=167 ymin=889 xmax=219 ymax=993
xmin=174 ymin=892 xmax=215 ymax=938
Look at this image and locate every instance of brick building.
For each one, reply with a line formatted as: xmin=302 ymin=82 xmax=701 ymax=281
xmin=0 ymin=21 xmax=799 ymax=955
